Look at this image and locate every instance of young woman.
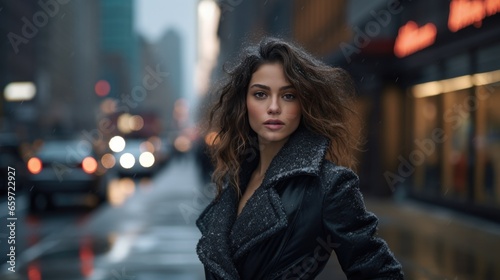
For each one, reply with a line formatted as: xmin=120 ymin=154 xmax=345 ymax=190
xmin=196 ymin=37 xmax=404 ymax=279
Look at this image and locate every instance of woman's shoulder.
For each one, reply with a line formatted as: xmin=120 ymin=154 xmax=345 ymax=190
xmin=320 ymin=159 xmax=358 ymax=177
xmin=318 ymin=159 xmax=359 ymax=191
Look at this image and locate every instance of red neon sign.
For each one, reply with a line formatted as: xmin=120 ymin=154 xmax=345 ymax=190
xmin=394 ymin=21 xmax=437 ymax=58
xmin=393 ymin=0 xmax=499 ymax=58
xmin=448 ymin=0 xmax=500 ymax=32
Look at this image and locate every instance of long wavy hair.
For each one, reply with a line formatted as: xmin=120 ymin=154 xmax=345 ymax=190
xmin=205 ymin=37 xmax=361 ymax=197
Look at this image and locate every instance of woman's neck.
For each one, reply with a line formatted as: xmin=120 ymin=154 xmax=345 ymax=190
xmin=254 ymin=138 xmax=287 ymax=177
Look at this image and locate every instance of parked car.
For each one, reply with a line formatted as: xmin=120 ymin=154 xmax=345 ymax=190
xmin=26 ymin=138 xmax=107 ymax=211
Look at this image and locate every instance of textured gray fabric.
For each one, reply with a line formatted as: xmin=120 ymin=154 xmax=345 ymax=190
xmin=196 ymin=127 xmax=404 ymax=279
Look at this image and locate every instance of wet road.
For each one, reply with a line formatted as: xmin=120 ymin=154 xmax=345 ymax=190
xmin=1 ymin=154 xmax=500 ymax=279
xmin=1 ymin=155 xmax=207 ymax=280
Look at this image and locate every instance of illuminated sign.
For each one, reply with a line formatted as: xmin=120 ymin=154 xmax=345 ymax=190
xmin=394 ymin=0 xmax=499 ymax=57
xmin=448 ymin=0 xmax=500 ymax=32
xmin=394 ymin=21 xmax=437 ymax=58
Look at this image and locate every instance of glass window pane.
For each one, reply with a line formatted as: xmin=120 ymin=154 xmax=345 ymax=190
xmin=484 ymin=84 xmax=500 ymax=205
xmin=443 ymin=89 xmax=472 ymax=199
xmin=413 ymin=95 xmax=441 ymax=194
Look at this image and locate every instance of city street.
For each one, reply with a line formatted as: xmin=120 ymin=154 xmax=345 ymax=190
xmin=1 ymin=154 xmax=500 ymax=280
xmin=1 ymin=155 xmax=207 ymax=280
xmin=2 ymin=1 xmax=500 ymax=280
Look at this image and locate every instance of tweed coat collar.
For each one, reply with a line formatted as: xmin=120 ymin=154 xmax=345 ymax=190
xmin=196 ymin=127 xmax=329 ymax=279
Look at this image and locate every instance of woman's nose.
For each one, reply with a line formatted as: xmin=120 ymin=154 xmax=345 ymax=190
xmin=267 ymin=96 xmax=281 ymax=114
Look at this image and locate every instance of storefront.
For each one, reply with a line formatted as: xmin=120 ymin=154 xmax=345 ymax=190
xmin=394 ymin=0 xmax=500 ymax=221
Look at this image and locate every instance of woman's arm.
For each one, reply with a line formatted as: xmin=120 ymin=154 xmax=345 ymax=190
xmin=322 ymin=167 xmax=404 ymax=280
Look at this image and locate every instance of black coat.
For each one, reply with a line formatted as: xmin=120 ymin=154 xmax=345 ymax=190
xmin=196 ymin=127 xmax=404 ymax=279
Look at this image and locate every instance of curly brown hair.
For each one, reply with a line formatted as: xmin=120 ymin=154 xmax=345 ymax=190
xmin=204 ymin=37 xmax=361 ymax=197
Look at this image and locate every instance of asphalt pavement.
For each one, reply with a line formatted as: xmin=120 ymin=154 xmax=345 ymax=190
xmin=1 ymin=155 xmax=207 ymax=280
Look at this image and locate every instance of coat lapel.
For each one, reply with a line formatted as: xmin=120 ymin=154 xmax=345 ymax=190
xmin=230 ymin=127 xmax=329 ymax=261
xmin=196 ymin=186 xmax=240 ymax=279
xmin=230 ymin=184 xmax=288 ymax=261
xmin=261 ymin=126 xmax=329 ymax=189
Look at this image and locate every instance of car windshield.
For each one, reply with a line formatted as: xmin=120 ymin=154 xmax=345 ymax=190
xmin=37 ymin=140 xmax=90 ymax=161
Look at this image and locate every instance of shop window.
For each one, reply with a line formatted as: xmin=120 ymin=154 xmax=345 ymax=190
xmin=442 ymin=89 xmax=472 ymax=200
xmin=481 ymin=84 xmax=500 ymax=205
xmin=413 ymin=95 xmax=441 ymax=194
xmin=411 ymin=69 xmax=500 ymax=208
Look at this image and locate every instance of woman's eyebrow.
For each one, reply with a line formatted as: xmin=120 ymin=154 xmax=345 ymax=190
xmin=249 ymin=84 xmax=294 ymax=91
xmin=249 ymin=84 xmax=270 ymax=90
xmin=279 ymin=85 xmax=295 ymax=91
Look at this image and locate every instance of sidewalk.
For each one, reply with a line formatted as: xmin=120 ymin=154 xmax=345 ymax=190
xmin=364 ymin=197 xmax=500 ymax=280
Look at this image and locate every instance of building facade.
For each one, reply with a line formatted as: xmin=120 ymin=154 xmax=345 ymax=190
xmin=1 ymin=0 xmax=101 ymax=138
xmin=99 ymin=0 xmax=139 ymax=99
xmin=214 ymin=0 xmax=500 ymax=222
xmin=388 ymin=0 xmax=500 ymax=221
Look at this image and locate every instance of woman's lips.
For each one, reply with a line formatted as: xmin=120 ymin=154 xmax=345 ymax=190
xmin=263 ymin=120 xmax=284 ymax=130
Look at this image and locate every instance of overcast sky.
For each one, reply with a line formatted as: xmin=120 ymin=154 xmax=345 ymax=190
xmin=134 ymin=0 xmax=198 ymax=103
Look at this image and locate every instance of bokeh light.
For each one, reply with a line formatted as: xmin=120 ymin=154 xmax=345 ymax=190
xmin=139 ymin=152 xmax=155 ymax=168
xmin=174 ymin=135 xmax=192 ymax=152
xmin=27 ymin=157 xmax=42 ymax=174
xmin=109 ymin=136 xmax=126 ymax=153
xmin=82 ymin=157 xmax=98 ymax=174
xmin=99 ymin=98 xmax=117 ymax=114
xmin=94 ymin=80 xmax=111 ymax=97
xmin=101 ymin=153 xmax=116 ymax=169
xmin=140 ymin=141 xmax=155 ymax=153
xmin=117 ymin=113 xmax=132 ymax=134
xmin=129 ymin=115 xmax=144 ymax=131
xmin=107 ymin=178 xmax=136 ymax=207
xmin=119 ymin=153 xmax=135 ymax=169
xmin=204 ymin=131 xmax=219 ymax=146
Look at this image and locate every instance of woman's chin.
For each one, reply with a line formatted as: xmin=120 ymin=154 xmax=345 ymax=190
xmin=257 ymin=132 xmax=290 ymax=145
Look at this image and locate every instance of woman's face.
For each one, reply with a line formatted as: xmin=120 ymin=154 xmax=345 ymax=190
xmin=246 ymin=63 xmax=302 ymax=147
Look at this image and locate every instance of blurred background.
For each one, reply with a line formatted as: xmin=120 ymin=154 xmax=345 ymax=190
xmin=1 ymin=0 xmax=500 ymax=279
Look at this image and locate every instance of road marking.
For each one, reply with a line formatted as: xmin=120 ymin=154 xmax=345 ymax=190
xmin=107 ymin=233 xmax=136 ymax=263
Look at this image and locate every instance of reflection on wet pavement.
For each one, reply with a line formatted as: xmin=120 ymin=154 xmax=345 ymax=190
xmin=368 ymin=199 xmax=500 ymax=280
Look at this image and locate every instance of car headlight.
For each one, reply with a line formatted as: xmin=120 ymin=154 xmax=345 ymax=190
xmin=109 ymin=136 xmax=126 ymax=152
xmin=139 ymin=152 xmax=155 ymax=168
xmin=119 ymin=153 xmax=135 ymax=169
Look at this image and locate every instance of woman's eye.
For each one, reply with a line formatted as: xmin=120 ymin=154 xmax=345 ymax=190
xmin=283 ymin=93 xmax=296 ymax=100
xmin=254 ymin=92 xmax=266 ymax=98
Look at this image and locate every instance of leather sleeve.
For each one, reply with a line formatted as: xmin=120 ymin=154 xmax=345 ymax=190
xmin=321 ymin=168 xmax=404 ymax=280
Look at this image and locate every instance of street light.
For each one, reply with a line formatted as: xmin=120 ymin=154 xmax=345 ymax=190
xmin=3 ymin=82 xmax=36 ymax=101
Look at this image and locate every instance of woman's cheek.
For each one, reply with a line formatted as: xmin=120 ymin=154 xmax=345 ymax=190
xmin=286 ymin=104 xmax=302 ymax=120
xmin=247 ymin=103 xmax=256 ymax=119
xmin=246 ymin=100 xmax=263 ymax=127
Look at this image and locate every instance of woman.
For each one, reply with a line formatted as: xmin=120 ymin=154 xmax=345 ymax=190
xmin=196 ymin=37 xmax=404 ymax=279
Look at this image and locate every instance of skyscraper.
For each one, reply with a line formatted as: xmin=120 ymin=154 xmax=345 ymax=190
xmin=99 ymin=0 xmax=139 ymax=99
